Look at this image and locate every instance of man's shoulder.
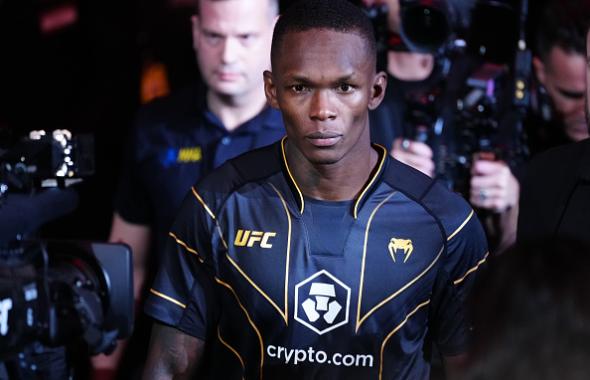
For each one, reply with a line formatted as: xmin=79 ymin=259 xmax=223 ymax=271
xmin=196 ymin=142 xmax=282 ymax=194
xmin=521 ymin=138 xmax=590 ymax=204
xmin=135 ymin=85 xmax=205 ymax=131
xmin=528 ymin=139 xmax=590 ymax=174
xmin=383 ymin=157 xmax=475 ymax=235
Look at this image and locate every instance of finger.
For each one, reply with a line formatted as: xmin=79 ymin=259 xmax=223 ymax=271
xmin=471 ymin=160 xmax=508 ymax=176
xmin=405 ymin=140 xmax=433 ymax=158
xmin=393 ymin=138 xmax=433 ymax=159
xmin=470 ymin=174 xmax=505 ymax=190
xmin=469 ymin=188 xmax=507 ymax=212
xmin=403 ymin=156 xmax=435 ymax=177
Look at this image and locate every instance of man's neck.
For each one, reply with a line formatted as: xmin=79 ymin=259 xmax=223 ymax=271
xmin=287 ymin=143 xmax=379 ymax=202
xmin=206 ymin=87 xmax=268 ymax=132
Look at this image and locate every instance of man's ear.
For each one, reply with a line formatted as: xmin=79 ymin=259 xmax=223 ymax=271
xmin=191 ymin=15 xmax=200 ymax=52
xmin=368 ymin=71 xmax=388 ymax=110
xmin=533 ymin=56 xmax=547 ymax=87
xmin=264 ymin=70 xmax=279 ymax=109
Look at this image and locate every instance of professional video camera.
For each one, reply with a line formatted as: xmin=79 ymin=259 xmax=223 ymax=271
xmin=365 ymin=0 xmax=531 ymax=197
xmin=0 ymin=130 xmax=133 ymax=378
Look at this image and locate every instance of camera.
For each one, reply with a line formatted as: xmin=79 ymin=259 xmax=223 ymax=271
xmin=365 ymin=0 xmax=531 ymax=199
xmin=0 ymin=130 xmax=133 ymax=377
xmin=399 ymin=0 xmax=476 ymax=53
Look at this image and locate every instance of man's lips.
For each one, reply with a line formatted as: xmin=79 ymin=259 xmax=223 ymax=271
xmin=216 ymin=71 xmax=241 ymax=81
xmin=306 ymin=132 xmax=342 ymax=147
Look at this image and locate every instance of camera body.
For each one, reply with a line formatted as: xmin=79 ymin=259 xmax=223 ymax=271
xmin=365 ymin=0 xmax=530 ymax=197
xmin=0 ymin=130 xmax=133 ymax=374
xmin=0 ymin=240 xmax=133 ymax=359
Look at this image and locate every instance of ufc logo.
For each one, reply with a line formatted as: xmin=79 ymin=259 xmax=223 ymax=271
xmin=234 ymin=229 xmax=277 ymax=249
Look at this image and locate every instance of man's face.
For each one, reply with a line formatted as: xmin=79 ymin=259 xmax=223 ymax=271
xmin=192 ymin=0 xmax=275 ymax=100
xmin=535 ymin=45 xmax=589 ymax=142
xmin=264 ymin=29 xmax=386 ymax=165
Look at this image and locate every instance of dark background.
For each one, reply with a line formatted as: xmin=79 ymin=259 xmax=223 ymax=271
xmin=0 ymin=0 xmax=545 ymax=240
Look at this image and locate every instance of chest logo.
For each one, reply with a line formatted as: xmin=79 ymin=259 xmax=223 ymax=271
xmin=388 ymin=238 xmax=414 ymax=263
xmin=234 ymin=229 xmax=277 ymax=249
xmin=294 ymin=270 xmax=351 ymax=335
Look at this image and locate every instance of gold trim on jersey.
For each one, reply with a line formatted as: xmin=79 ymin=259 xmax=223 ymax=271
xmin=280 ymin=137 xmax=387 ymax=218
xmin=192 ymin=184 xmax=288 ymax=324
xmin=454 ymin=251 xmax=489 ymax=286
xmin=192 ymin=187 xmax=216 ymax=220
xmin=353 ymin=144 xmax=387 ymax=219
xmin=217 ymin=326 xmax=245 ymax=376
xmin=225 ymin=254 xmax=288 ymax=325
xmin=280 ymin=136 xmax=305 ymax=214
xmin=270 ymin=183 xmax=292 ymax=325
xmin=447 ymin=210 xmax=474 ymax=241
xmin=169 ymin=232 xmax=204 ymax=263
xmin=356 ymin=191 xmax=396 ymax=332
xmin=379 ymin=300 xmax=431 ymax=380
xmin=215 ymin=277 xmax=265 ymax=380
xmin=357 ymin=243 xmax=442 ymax=331
xmin=149 ymin=288 xmax=186 ymax=309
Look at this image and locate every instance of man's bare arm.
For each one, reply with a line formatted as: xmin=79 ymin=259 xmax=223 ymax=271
xmin=143 ymin=322 xmax=205 ymax=380
xmin=109 ymin=212 xmax=151 ymax=300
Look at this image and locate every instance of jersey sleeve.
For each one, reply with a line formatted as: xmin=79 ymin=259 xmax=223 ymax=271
xmin=143 ymin=185 xmax=218 ymax=340
xmin=431 ymin=202 xmax=489 ymax=356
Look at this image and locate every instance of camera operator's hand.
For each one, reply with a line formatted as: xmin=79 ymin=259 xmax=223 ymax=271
xmin=469 ymin=158 xmax=519 ymax=213
xmin=391 ymin=138 xmax=435 ymax=177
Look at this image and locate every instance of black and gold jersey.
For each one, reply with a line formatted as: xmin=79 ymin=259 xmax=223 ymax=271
xmin=145 ymin=137 xmax=488 ymax=380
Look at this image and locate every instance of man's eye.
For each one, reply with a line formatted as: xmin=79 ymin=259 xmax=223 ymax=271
xmin=291 ymin=84 xmax=308 ymax=93
xmin=203 ymin=33 xmax=223 ymax=45
xmin=337 ymin=83 xmax=353 ymax=93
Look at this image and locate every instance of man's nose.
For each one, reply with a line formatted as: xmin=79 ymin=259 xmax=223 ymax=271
xmin=309 ymin=90 xmax=337 ymax=121
xmin=221 ymin=37 xmax=239 ymax=64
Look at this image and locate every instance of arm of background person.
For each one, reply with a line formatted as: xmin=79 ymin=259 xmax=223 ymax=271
xmin=90 ymin=212 xmax=151 ymax=379
xmin=109 ymin=212 xmax=151 ymax=300
xmin=390 ymin=137 xmax=435 ymax=177
xmin=143 ymin=322 xmax=204 ymax=380
xmin=469 ymin=159 xmax=519 ymax=252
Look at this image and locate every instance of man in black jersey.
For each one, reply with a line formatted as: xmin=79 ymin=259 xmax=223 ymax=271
xmin=143 ymin=1 xmax=488 ymax=378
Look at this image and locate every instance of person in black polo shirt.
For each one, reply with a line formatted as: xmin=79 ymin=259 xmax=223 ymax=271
xmin=143 ymin=1 xmax=488 ymax=379
xmin=96 ymin=0 xmax=283 ymax=377
xmin=518 ymin=18 xmax=590 ymax=247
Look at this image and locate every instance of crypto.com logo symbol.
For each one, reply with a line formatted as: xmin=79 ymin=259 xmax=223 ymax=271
xmin=294 ymin=270 xmax=351 ymax=335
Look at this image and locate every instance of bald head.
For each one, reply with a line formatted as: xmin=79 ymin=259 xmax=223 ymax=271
xmin=196 ymin=0 xmax=278 ymax=20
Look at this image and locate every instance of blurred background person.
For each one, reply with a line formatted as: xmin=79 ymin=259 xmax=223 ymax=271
xmin=462 ymin=239 xmax=590 ymax=380
xmin=518 ymin=2 xmax=590 ymax=248
xmin=97 ymin=0 xmax=283 ymax=378
xmin=528 ymin=0 xmax=590 ymax=155
xmin=361 ymin=0 xmax=527 ymax=253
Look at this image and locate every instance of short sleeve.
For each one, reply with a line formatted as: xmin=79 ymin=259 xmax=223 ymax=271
xmin=143 ymin=186 xmax=217 ymax=340
xmin=431 ymin=208 xmax=489 ymax=355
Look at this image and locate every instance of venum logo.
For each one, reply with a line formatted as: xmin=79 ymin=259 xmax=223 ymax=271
xmin=388 ymin=238 xmax=414 ymax=263
xmin=294 ymin=270 xmax=351 ymax=335
xmin=234 ymin=229 xmax=277 ymax=249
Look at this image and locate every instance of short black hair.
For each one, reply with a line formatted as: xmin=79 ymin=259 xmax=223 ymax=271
xmin=271 ymin=0 xmax=376 ymax=70
xmin=534 ymin=0 xmax=590 ymax=61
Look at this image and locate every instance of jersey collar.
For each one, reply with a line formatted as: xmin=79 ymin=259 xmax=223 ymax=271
xmin=279 ymin=136 xmax=388 ymax=219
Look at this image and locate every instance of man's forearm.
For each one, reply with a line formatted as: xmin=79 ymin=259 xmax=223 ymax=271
xmin=143 ymin=322 xmax=204 ymax=380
